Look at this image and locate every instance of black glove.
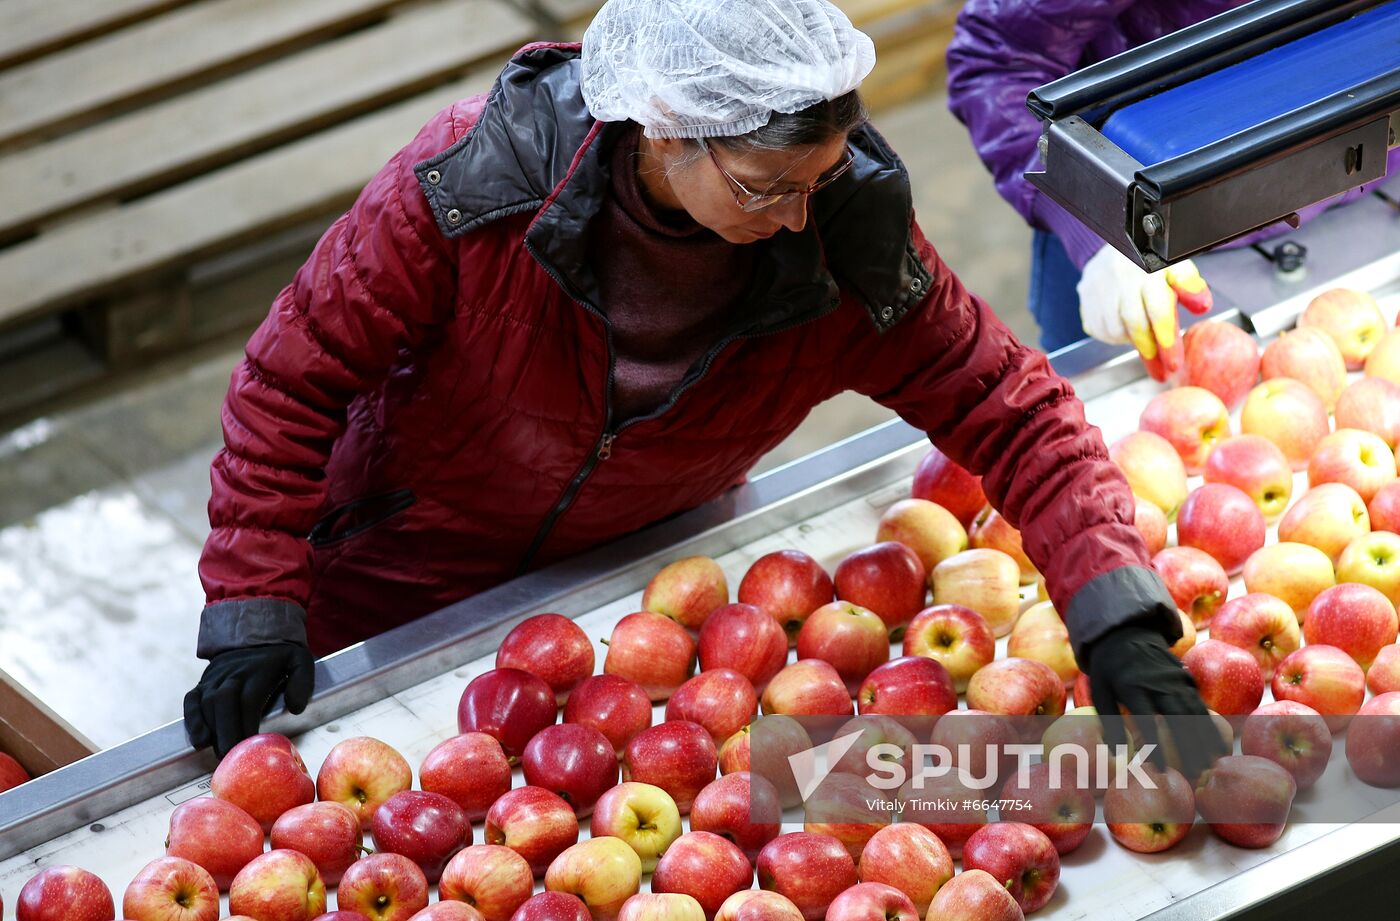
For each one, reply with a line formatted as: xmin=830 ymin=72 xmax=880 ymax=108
xmin=1087 ymin=625 xmax=1230 ymax=781
xmin=183 ymin=642 xmax=315 ymax=757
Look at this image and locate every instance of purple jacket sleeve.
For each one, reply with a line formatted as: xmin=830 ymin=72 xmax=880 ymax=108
xmin=946 ymin=0 xmax=1140 ymax=269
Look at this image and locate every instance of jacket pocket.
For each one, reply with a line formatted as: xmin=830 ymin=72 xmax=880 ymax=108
xmin=307 ymin=488 xmax=417 ymax=547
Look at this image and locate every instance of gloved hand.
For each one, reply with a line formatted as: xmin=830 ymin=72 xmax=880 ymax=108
xmin=183 ymin=642 xmax=315 ymax=758
xmin=1077 ymin=245 xmax=1213 ymax=382
xmin=1088 ymin=625 xmax=1230 ymax=782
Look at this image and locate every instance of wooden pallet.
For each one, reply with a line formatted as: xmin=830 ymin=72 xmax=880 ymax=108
xmin=0 ymin=0 xmax=956 ymax=425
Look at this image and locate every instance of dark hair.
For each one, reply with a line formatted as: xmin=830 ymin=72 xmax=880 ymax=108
xmin=709 ymin=90 xmax=867 ymax=155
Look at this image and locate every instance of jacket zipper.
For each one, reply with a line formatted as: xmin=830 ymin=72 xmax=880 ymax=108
xmin=514 ymin=241 xmax=843 ymax=576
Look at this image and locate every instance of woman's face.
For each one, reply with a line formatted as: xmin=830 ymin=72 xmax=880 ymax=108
xmin=638 ymin=133 xmax=851 ymax=245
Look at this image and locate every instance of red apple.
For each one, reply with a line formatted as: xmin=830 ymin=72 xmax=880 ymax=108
xmin=825 ymin=883 xmax=918 ymax=921
xmin=651 ymin=831 xmax=754 ymax=917
xmin=1139 ymin=385 xmax=1230 ymax=474
xmin=666 ymin=669 xmax=757 ymax=744
xmin=737 ymin=549 xmax=834 ymax=643
xmin=315 ymin=913 xmax=372 ymax=921
xmin=1298 ymin=287 xmax=1387 ymax=370
xmin=877 ymin=498 xmax=969 ymax=574
xmin=1369 ymin=480 xmax=1400 ymax=532
xmin=211 ymin=733 xmax=314 ymax=833
xmin=1183 ymin=640 xmax=1264 ymax=716
xmin=18 ymin=867 xmax=114 ymax=921
xmin=1210 ymin=594 xmax=1301 ymax=679
xmin=1261 ymin=326 xmax=1347 ymax=409
xmin=1304 ymin=582 xmax=1399 ymax=671
xmin=961 ymin=823 xmax=1060 ymax=914
xmin=485 ymin=786 xmax=580 ymax=877
xmin=564 ymin=674 xmax=652 ymax=756
xmin=522 ymin=723 xmax=620 ymax=817
xmin=1072 ymin=671 xmax=1093 ymax=708
xmin=408 ymin=905 xmax=485 ymax=921
xmin=1272 ymin=645 xmax=1366 ymax=731
xmin=1182 ymin=320 xmax=1261 ymax=408
xmin=1204 ymin=434 xmax=1293 ymax=521
xmin=616 ymin=895 xmax=705 ymax=921
xmin=855 ymin=823 xmax=952 ymax=917
xmin=316 ymin=736 xmax=414 ymax=826
xmin=1103 ymin=765 xmax=1195 ymax=853
xmin=756 ymin=832 xmax=858 ymax=921
xmin=1176 ymin=483 xmax=1266 ymax=575
xmin=122 ymin=856 xmax=219 ymax=921
xmin=697 ymin=603 xmax=787 ymax=694
xmin=966 ymin=658 xmax=1066 ymax=721
xmin=1134 ymin=496 xmax=1169 ymax=555
xmin=902 ymin=604 xmax=995 ymax=693
xmin=590 ymin=782 xmax=682 ymax=873
xmin=458 ymin=669 xmax=558 ymax=760
xmin=715 ymin=891 xmax=805 ymax=921
xmin=336 ymin=854 xmax=428 ymax=921
xmin=497 ymin=613 xmax=595 ymax=705
xmin=722 ymin=714 xmax=813 ymax=808
xmin=0 ymin=750 xmax=30 ymax=793
xmin=419 ymin=732 xmax=512 ymax=822
xmin=1370 ymin=644 xmax=1400 ymax=694
xmin=1308 ymin=428 xmax=1398 ymax=503
xmin=1152 ymin=546 xmax=1229 ymax=628
xmin=1346 ymin=691 xmax=1400 ymax=787
xmin=1000 ymin=763 xmax=1095 ymax=856
xmin=830 ymin=714 xmax=918 ymax=786
xmin=803 ymin=771 xmax=893 ymax=864
xmin=1241 ymin=701 xmax=1332 ymax=792
xmin=1339 ymin=530 xmax=1400 ymax=606
xmin=228 ymin=850 xmax=326 ymax=921
xmin=899 ymin=771 xmax=989 ymax=860
xmin=857 ymin=655 xmax=956 ymax=718
xmin=1242 ymin=542 xmax=1336 ymax=622
xmin=796 ymin=601 xmax=890 ymax=694
xmin=1241 ymin=377 xmax=1331 ymax=470
xmin=439 ymin=845 xmax=533 ymax=921
xmin=834 ymin=542 xmax=928 ymax=639
xmin=1337 ymin=377 xmax=1400 ymax=449
xmin=604 ymin=612 xmax=698 ymax=701
xmin=970 ymin=508 xmax=1037 ymax=584
xmin=911 ymin=446 xmax=986 ymax=528
xmin=643 ymin=556 xmax=729 ymax=632
xmin=1110 ymin=431 xmax=1189 ymax=520
xmin=165 ymin=796 xmax=264 ymax=891
xmin=510 ymin=894 xmax=591 ymax=921
xmin=371 ymin=791 xmax=472 ymax=883
xmin=1006 ymin=601 xmax=1080 ymax=687
xmin=622 ymin=721 xmax=717 ymax=813
xmin=930 ymin=708 xmax=1021 ymax=792
xmin=1195 ymin=755 xmax=1297 ymax=848
xmin=924 ymin=869 xmax=1022 ymax=921
xmin=270 ymin=802 xmax=362 ymax=887
xmin=543 ymin=837 xmax=643 ymax=920
xmin=689 ymin=771 xmax=782 ymax=863
xmin=930 ymin=549 xmax=1021 ymax=637
xmin=760 ymin=659 xmax=854 ymax=718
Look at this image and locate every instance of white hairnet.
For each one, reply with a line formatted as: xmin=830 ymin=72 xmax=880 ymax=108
xmin=580 ymin=0 xmax=876 ymax=139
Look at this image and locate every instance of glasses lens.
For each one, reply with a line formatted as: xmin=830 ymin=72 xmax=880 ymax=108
xmin=740 ymin=192 xmax=793 ymax=213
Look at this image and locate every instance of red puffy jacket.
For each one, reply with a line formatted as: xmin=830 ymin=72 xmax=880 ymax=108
xmin=197 ymin=43 xmax=1178 ymax=660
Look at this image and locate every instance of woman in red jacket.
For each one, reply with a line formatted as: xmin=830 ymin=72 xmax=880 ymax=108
xmin=184 ymin=0 xmax=1219 ymax=769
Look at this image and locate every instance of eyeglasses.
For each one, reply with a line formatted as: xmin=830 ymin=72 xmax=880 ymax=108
xmin=699 ymin=138 xmax=855 ymax=213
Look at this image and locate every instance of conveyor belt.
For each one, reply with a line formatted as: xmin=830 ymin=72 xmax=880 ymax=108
xmin=1102 ymin=0 xmax=1400 ymax=163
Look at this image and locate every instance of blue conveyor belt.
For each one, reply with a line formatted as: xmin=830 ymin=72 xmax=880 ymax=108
xmin=1102 ymin=0 xmax=1400 ymax=165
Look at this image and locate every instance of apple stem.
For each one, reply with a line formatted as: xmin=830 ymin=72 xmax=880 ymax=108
xmin=357 ymin=844 xmax=374 ymax=856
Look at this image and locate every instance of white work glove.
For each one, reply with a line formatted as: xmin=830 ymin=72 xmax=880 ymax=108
xmin=1078 ymin=245 xmax=1213 ymax=381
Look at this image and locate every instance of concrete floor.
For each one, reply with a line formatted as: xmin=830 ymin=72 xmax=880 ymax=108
xmin=0 ymin=90 xmax=1033 ymax=748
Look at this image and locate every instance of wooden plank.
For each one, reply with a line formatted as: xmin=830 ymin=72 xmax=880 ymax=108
xmin=0 ymin=0 xmax=535 ymax=242
xmin=0 ymin=67 xmax=502 ymax=331
xmin=0 ymin=0 xmax=410 ymax=149
xmin=0 ymin=0 xmax=191 ymax=71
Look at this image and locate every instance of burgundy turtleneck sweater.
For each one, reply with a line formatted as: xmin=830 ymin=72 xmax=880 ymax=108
xmin=588 ymin=126 xmax=757 ymax=424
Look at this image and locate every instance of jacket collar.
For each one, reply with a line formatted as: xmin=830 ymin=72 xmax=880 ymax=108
xmin=414 ymin=43 xmax=930 ymax=333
